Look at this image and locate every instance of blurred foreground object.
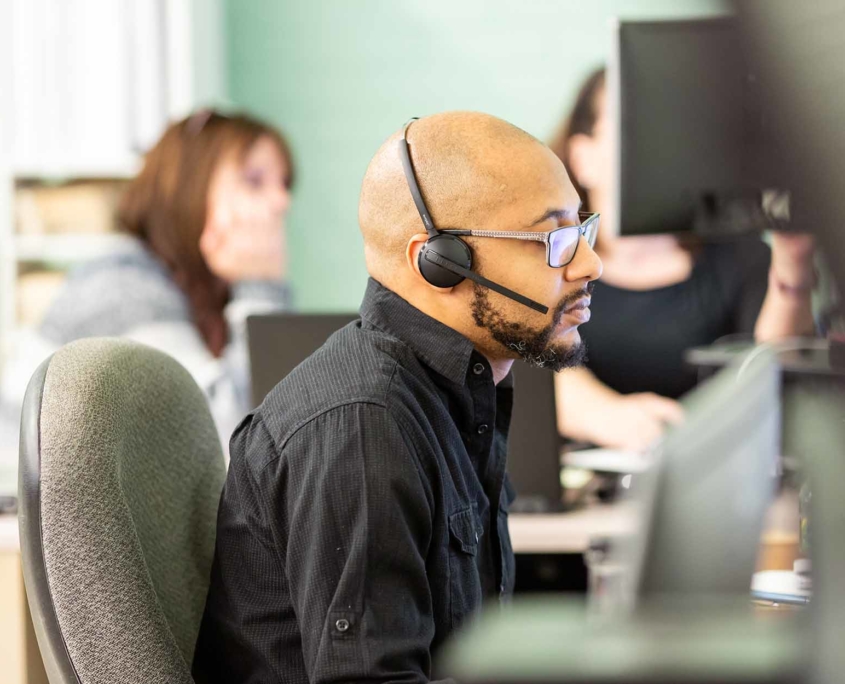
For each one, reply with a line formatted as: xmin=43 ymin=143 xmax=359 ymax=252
xmin=442 ymin=351 xmax=791 ymax=682
xmin=440 ymin=596 xmax=805 ymax=684
xmin=602 ymin=350 xmax=779 ymax=609
xmin=736 ymin=5 xmax=845 ymax=684
xmin=735 ymin=2 xmax=845 ymax=304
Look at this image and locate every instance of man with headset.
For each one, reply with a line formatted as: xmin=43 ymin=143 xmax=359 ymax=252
xmin=193 ymin=112 xmax=602 ymax=683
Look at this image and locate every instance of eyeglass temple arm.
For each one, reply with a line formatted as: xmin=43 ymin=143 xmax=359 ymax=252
xmin=445 ymin=230 xmax=547 ymax=241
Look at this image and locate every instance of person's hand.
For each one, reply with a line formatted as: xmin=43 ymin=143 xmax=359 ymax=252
xmin=770 ymin=232 xmax=816 ymax=291
xmin=200 ymin=193 xmax=287 ymax=283
xmin=601 ymin=392 xmax=684 ymax=452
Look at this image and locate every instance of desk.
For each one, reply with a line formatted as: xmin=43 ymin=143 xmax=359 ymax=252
xmin=686 ymin=340 xmax=844 ymax=379
xmin=507 ymin=490 xmax=799 ymax=595
xmin=0 ymin=516 xmax=46 ymax=684
xmin=508 ymin=501 xmax=637 ymax=554
xmin=508 ymin=489 xmax=800 ymax=564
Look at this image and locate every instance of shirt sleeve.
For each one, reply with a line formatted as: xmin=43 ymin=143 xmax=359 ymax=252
xmin=195 ymin=403 xmax=457 ymax=684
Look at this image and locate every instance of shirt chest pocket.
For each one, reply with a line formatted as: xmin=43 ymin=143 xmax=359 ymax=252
xmin=448 ymin=507 xmax=484 ymax=630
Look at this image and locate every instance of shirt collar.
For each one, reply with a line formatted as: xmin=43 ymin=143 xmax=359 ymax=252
xmin=359 ymin=278 xmax=477 ymax=385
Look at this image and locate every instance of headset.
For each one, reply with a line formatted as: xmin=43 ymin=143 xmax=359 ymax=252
xmin=398 ymin=118 xmax=549 ymax=315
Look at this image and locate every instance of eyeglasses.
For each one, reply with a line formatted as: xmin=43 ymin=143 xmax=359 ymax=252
xmin=439 ymin=212 xmax=600 ymax=268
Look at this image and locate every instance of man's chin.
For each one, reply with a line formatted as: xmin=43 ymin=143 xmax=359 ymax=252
xmin=505 ymin=339 xmax=587 ymax=373
xmin=548 ymin=341 xmax=588 ymax=372
xmin=555 ymin=327 xmax=582 ymax=346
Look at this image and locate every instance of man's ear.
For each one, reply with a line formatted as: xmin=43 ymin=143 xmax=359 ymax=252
xmin=405 ymin=233 xmax=454 ymax=292
xmin=567 ymin=133 xmax=599 ymax=190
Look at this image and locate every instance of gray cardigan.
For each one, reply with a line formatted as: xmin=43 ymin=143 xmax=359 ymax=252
xmin=0 ymin=237 xmax=290 ymax=484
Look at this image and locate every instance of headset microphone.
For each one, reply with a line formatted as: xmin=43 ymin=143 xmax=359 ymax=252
xmin=399 ymin=118 xmax=549 ymax=316
xmin=422 ymin=249 xmax=549 ymax=314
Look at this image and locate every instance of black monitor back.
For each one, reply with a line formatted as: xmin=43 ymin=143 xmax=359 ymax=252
xmin=507 ymin=363 xmax=564 ymax=512
xmin=248 ymin=313 xmax=357 ymax=407
xmin=612 ymin=17 xmax=786 ymax=237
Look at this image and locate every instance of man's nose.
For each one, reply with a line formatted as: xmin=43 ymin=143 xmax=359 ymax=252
xmin=563 ymin=237 xmax=603 ymax=282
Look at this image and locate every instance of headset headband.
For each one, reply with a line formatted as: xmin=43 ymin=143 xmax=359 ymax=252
xmin=399 ymin=118 xmax=439 ymax=239
xmin=397 ymin=116 xmax=549 ymax=315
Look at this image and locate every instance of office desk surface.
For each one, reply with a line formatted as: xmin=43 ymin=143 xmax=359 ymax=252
xmin=508 ymin=502 xmax=637 ymax=554
xmin=508 ymin=489 xmax=800 ymax=557
xmin=687 ymin=341 xmax=845 ymax=378
xmin=1 ymin=515 xmax=47 ymax=684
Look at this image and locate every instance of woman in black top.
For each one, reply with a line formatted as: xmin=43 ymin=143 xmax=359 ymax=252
xmin=550 ymin=68 xmax=817 ymax=451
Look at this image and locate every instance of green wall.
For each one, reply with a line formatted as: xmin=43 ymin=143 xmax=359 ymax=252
xmin=225 ymin=0 xmax=728 ymax=312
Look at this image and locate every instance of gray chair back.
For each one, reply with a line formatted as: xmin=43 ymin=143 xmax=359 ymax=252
xmin=18 ymin=338 xmax=226 ymax=684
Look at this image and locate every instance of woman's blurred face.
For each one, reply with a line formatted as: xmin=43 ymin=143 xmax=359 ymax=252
xmin=207 ymin=135 xmax=291 ymax=227
xmin=201 ymin=135 xmax=292 ymax=282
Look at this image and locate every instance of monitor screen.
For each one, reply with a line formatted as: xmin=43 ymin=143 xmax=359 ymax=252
xmin=622 ymin=348 xmax=781 ymax=601
xmin=610 ymin=17 xmax=787 ymax=238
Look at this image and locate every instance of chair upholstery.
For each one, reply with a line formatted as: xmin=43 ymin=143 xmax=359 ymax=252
xmin=18 ymin=338 xmax=226 ymax=684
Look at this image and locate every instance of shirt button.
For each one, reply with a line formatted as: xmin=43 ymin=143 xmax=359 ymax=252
xmin=477 ymin=424 xmax=489 ymax=434
xmin=335 ymin=619 xmax=350 ymax=633
xmin=472 ymin=363 xmax=485 ymax=375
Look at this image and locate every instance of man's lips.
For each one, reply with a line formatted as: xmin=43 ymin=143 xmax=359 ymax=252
xmin=564 ymin=297 xmax=591 ymax=313
xmin=561 ymin=297 xmax=591 ymax=323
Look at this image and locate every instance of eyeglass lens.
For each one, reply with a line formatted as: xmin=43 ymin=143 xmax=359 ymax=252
xmin=548 ymin=215 xmax=599 ymax=267
xmin=548 ymin=227 xmax=582 ymax=267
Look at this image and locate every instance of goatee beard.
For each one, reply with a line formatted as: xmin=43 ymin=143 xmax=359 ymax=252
xmin=470 ymin=283 xmax=591 ymax=372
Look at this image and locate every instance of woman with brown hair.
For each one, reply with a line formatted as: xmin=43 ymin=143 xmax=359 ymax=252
xmin=1 ymin=110 xmax=295 ymax=453
xmin=550 ymin=68 xmax=817 ymax=452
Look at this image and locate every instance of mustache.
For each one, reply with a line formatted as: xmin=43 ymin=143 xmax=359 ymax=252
xmin=552 ymin=282 xmax=595 ymax=321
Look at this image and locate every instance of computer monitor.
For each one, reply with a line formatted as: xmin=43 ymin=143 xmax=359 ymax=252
xmin=507 ymin=363 xmax=564 ymax=512
xmin=609 ymin=17 xmax=788 ymax=238
xmin=247 ymin=313 xmax=356 ymax=407
xmin=622 ymin=348 xmax=781 ymax=601
xmin=246 ymin=313 xmax=564 ymax=511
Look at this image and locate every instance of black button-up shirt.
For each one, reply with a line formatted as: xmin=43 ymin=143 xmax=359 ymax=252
xmin=193 ymin=278 xmax=516 ymax=684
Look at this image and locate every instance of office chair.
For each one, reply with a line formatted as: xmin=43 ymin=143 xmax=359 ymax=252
xmin=18 ymin=338 xmax=226 ymax=684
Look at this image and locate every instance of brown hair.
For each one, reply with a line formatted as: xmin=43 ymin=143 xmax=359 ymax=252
xmin=119 ymin=111 xmax=294 ymax=357
xmin=549 ymin=67 xmax=606 ymax=212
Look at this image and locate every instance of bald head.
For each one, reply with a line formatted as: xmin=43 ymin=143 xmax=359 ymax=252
xmin=359 ymin=111 xmax=560 ymax=285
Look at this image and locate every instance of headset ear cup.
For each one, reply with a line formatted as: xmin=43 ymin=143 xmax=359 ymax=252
xmin=418 ymin=235 xmax=473 ymax=288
